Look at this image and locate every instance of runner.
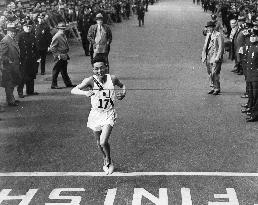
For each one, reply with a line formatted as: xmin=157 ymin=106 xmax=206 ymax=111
xmin=71 ymin=58 xmax=126 ymax=174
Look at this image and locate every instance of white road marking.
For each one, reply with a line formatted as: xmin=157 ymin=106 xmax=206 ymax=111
xmin=0 ymin=172 xmax=257 ymax=177
xmin=104 ymin=189 xmax=117 ymax=205
xmin=0 ymin=189 xmax=38 ymax=204
xmin=181 ymin=188 xmax=192 ymax=205
xmin=208 ymin=188 xmax=239 ymax=205
xmin=132 ymin=188 xmax=168 ymax=205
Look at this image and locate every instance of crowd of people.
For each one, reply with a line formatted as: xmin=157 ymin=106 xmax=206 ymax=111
xmin=199 ymin=0 xmax=258 ymax=122
xmin=0 ymin=0 xmax=156 ymax=117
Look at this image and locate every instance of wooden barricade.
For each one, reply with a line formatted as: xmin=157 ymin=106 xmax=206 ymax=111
xmin=66 ymin=21 xmax=81 ymax=42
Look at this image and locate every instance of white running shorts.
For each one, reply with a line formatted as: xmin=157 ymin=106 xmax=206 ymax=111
xmin=87 ymin=109 xmax=117 ymax=131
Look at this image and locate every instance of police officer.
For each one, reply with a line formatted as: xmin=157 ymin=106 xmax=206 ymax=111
xmin=232 ymin=16 xmax=246 ymax=75
xmin=17 ymin=20 xmax=39 ymax=97
xmin=35 ymin=13 xmax=52 ymax=75
xmin=240 ymin=21 xmax=253 ymax=114
xmin=78 ymin=6 xmax=94 ymax=56
xmin=245 ymin=21 xmax=258 ymax=122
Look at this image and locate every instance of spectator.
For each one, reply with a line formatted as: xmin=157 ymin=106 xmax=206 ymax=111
xmin=202 ymin=21 xmax=224 ymax=95
xmin=48 ymin=22 xmax=76 ymax=89
xmin=137 ymin=3 xmax=145 ymax=27
xmin=87 ymin=13 xmax=112 ymax=71
xmin=0 ymin=23 xmax=22 ymax=106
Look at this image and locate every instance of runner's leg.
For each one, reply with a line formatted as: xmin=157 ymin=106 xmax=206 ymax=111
xmin=93 ymin=130 xmax=106 ymax=158
xmin=99 ymin=124 xmax=113 ymax=164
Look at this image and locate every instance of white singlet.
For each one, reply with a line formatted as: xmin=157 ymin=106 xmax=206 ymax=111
xmin=87 ymin=74 xmax=117 ymax=131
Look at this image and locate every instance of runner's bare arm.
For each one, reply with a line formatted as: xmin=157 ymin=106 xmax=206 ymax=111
xmin=71 ymin=77 xmax=94 ymax=97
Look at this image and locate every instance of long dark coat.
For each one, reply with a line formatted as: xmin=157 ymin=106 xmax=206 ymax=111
xmin=246 ymin=41 xmax=258 ymax=82
xmin=137 ymin=6 xmax=145 ymax=19
xmin=18 ymin=31 xmax=39 ymax=82
xmin=78 ymin=13 xmax=95 ymax=50
xmin=0 ymin=35 xmax=22 ymax=87
xmin=35 ymin=22 xmax=52 ymax=51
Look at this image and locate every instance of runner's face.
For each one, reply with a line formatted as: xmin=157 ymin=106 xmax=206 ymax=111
xmin=93 ymin=63 xmax=106 ymax=77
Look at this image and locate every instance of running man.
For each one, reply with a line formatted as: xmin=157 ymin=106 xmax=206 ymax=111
xmin=71 ymin=58 xmax=126 ymax=174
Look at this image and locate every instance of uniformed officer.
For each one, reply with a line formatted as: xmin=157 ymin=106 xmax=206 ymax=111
xmin=231 ymin=16 xmax=246 ymax=75
xmin=78 ymin=6 xmax=94 ymax=56
xmin=245 ymin=21 xmax=258 ymax=122
xmin=35 ymin=13 xmax=52 ymax=75
xmin=240 ymin=22 xmax=252 ymax=114
xmin=17 ymin=20 xmax=39 ymax=97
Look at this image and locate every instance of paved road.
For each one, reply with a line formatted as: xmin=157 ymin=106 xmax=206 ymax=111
xmin=0 ymin=0 xmax=258 ymax=204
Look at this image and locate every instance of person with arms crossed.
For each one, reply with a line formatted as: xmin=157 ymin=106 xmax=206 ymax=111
xmin=71 ymin=57 xmax=126 ymax=174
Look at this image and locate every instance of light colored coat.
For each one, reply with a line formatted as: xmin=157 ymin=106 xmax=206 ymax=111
xmin=202 ymin=30 xmax=224 ymax=64
xmin=49 ymin=31 xmax=69 ymax=61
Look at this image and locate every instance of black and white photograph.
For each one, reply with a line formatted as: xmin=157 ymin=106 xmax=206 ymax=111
xmin=0 ymin=0 xmax=258 ymax=204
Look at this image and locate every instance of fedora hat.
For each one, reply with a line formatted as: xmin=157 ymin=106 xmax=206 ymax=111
xmin=238 ymin=15 xmax=246 ymax=22
xmin=56 ymin=22 xmax=66 ymax=29
xmin=205 ymin=21 xmax=216 ymax=28
xmin=6 ymin=22 xmax=18 ymax=31
xmin=96 ymin=13 xmax=103 ymax=19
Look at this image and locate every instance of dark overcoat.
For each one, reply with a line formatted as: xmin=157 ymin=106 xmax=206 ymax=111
xmin=246 ymin=41 xmax=258 ymax=82
xmin=78 ymin=13 xmax=95 ymax=48
xmin=0 ymin=35 xmax=22 ymax=87
xmin=35 ymin=22 xmax=52 ymax=51
xmin=18 ymin=31 xmax=39 ymax=82
xmin=137 ymin=6 xmax=145 ymax=19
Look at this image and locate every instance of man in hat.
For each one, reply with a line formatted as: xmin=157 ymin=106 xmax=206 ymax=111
xmin=17 ymin=20 xmax=39 ymax=97
xmin=35 ymin=13 xmax=52 ymax=75
xmin=202 ymin=21 xmax=224 ymax=95
xmin=244 ymin=20 xmax=258 ymax=122
xmin=0 ymin=22 xmax=22 ymax=106
xmin=87 ymin=13 xmax=112 ymax=70
xmin=48 ymin=22 xmax=75 ymax=89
